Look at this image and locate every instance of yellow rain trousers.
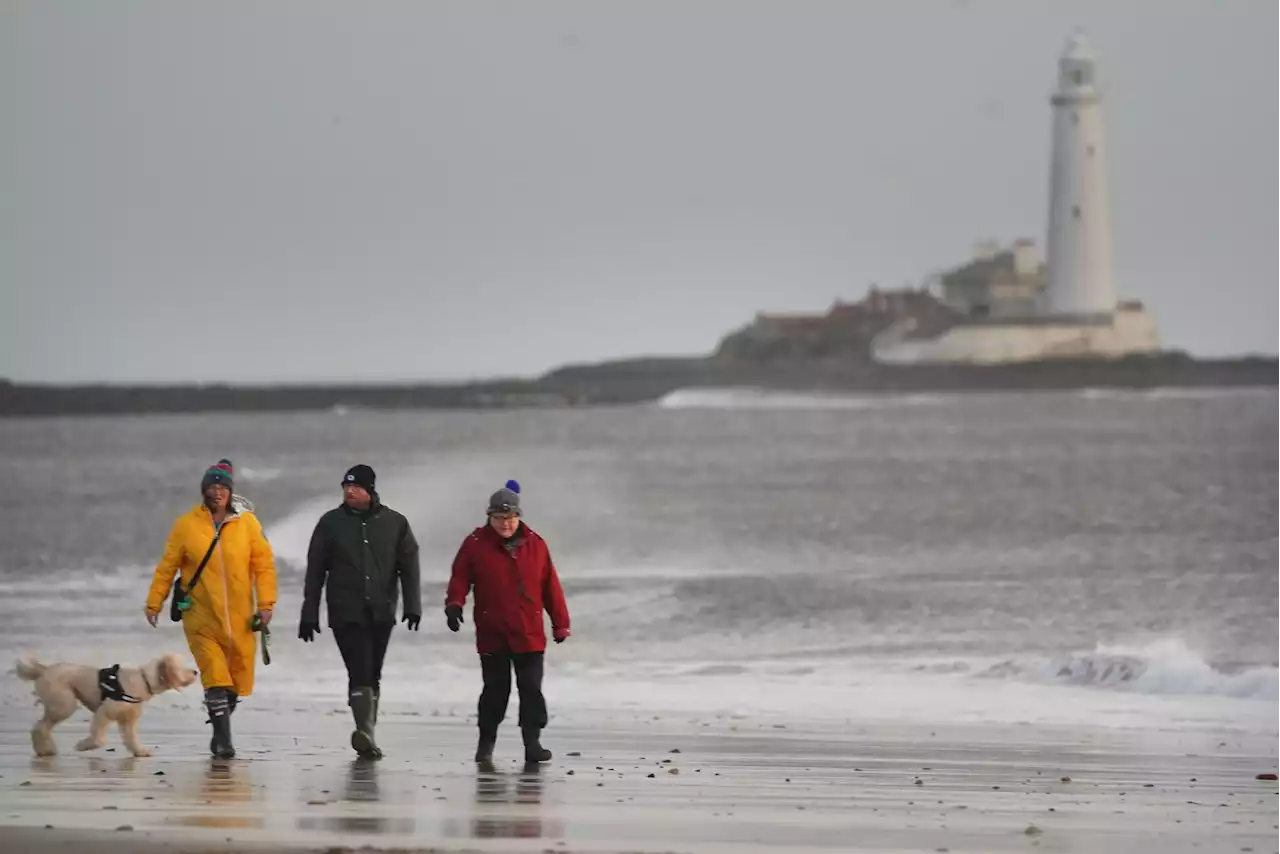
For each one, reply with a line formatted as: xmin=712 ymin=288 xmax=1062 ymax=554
xmin=146 ymin=502 xmax=277 ymax=696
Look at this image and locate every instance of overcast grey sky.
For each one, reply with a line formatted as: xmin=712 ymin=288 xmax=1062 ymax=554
xmin=2 ymin=0 xmax=1275 ymax=383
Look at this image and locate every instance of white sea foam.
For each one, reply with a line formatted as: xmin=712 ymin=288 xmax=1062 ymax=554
xmin=656 ymin=387 xmax=946 ymax=411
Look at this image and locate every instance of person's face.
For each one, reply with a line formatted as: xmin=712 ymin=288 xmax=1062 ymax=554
xmin=343 ymin=483 xmax=372 ymax=510
xmin=204 ymin=483 xmax=230 ymax=511
xmin=488 ymin=511 xmax=520 ymax=538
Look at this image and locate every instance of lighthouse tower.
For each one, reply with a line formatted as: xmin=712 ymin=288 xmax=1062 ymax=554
xmin=1043 ymin=31 xmax=1115 ymax=316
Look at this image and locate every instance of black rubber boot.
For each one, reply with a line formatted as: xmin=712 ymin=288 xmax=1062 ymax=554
xmin=368 ymin=689 xmax=383 ymax=759
xmin=522 ymin=726 xmax=551 ymax=763
xmin=475 ymin=728 xmax=497 ymax=766
xmin=349 ymin=687 xmax=380 ymax=759
xmin=206 ymin=688 xmax=235 ymax=760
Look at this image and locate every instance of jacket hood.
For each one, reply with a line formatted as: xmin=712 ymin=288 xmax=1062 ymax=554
xmin=193 ymin=496 xmax=250 ymax=522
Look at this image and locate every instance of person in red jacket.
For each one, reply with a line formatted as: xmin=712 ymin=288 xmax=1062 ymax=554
xmin=445 ymin=480 xmax=570 ymax=765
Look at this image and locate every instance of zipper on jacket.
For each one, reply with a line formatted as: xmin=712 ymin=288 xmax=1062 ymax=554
xmin=362 ymin=521 xmax=372 ymax=605
xmin=217 ymin=521 xmax=233 ymax=638
xmin=207 ymin=513 xmax=236 ymax=639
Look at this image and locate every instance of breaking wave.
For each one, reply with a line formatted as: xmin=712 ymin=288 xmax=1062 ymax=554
xmin=0 ymin=564 xmax=150 ymax=596
xmin=1078 ymin=386 xmax=1276 ymax=402
xmin=237 ymin=465 xmax=283 ymax=482
xmin=656 ymin=387 xmax=945 ymax=410
xmin=980 ymin=638 xmax=1278 ymax=701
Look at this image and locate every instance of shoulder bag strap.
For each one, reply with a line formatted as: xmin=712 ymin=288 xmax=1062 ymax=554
xmin=185 ymin=527 xmax=223 ymax=594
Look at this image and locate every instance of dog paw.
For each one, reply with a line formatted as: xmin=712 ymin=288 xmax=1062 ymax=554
xmin=74 ymin=739 xmax=99 ymax=752
xmin=131 ymin=747 xmax=153 ymax=758
xmin=34 ymin=747 xmax=56 ymax=757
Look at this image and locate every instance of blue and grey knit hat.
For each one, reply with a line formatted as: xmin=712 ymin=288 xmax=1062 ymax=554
xmin=487 ymin=480 xmax=521 ymax=515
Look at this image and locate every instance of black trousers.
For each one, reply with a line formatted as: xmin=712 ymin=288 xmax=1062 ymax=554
xmin=332 ymin=622 xmax=394 ymax=695
xmin=478 ymin=651 xmax=546 ymax=736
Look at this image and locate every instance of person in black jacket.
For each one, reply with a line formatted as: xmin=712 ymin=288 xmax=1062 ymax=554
xmin=298 ymin=464 xmax=422 ymax=759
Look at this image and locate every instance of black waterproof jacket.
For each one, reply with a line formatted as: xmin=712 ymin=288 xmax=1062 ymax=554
xmin=302 ymin=498 xmax=422 ymax=627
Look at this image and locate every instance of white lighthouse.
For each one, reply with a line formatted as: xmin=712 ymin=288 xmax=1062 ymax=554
xmin=1043 ymin=30 xmax=1115 ymax=317
xmin=870 ymin=31 xmax=1161 ymax=366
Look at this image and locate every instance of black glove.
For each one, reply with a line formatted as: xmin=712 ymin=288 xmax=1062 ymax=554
xmin=554 ymin=635 xmax=565 ymax=644
xmin=298 ymin=620 xmax=320 ymax=643
xmin=402 ymin=613 xmax=421 ymax=631
xmin=445 ymin=604 xmax=464 ymax=633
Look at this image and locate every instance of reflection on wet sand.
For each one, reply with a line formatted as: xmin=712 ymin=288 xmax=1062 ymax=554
xmin=461 ymin=762 xmax=561 ymax=840
xmin=344 ymin=756 xmax=379 ymax=802
xmin=85 ymin=756 xmax=140 ymax=777
xmin=294 ymin=757 xmax=415 ymax=836
xmin=169 ymin=759 xmax=264 ymax=830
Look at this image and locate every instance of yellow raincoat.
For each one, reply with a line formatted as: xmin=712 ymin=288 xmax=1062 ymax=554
xmin=145 ymin=499 xmax=277 ymax=696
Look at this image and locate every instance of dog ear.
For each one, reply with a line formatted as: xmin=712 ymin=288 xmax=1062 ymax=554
xmin=158 ymin=654 xmax=178 ymax=689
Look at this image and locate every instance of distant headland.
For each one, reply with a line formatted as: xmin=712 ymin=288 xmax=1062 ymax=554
xmin=2 ymin=315 xmax=1274 ymax=418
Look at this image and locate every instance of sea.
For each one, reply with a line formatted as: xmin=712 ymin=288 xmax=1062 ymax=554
xmin=0 ymin=386 xmax=1275 ymax=738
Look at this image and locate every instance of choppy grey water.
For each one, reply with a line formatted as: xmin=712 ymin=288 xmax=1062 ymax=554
xmin=1 ymin=387 xmax=1275 ymax=731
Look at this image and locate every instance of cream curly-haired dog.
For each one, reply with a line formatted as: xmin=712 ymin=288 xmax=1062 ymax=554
xmin=16 ymin=653 xmax=198 ymax=758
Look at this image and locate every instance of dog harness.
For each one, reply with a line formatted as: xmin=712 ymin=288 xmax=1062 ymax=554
xmin=97 ymin=664 xmax=153 ymax=704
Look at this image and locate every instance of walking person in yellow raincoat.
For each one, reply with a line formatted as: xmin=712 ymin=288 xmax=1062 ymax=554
xmin=144 ymin=459 xmax=277 ymax=758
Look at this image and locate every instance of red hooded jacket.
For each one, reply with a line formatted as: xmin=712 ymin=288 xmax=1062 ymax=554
xmin=445 ymin=522 xmax=570 ymax=654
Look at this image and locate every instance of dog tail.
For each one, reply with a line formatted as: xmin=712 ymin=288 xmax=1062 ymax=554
xmin=15 ymin=657 xmax=46 ymax=682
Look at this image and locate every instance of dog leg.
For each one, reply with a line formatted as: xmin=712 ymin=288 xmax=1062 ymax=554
xmin=75 ymin=705 xmax=112 ymax=752
xmin=118 ymin=710 xmax=152 ymax=758
xmin=31 ymin=718 xmax=58 ymax=757
xmin=31 ymin=701 xmax=76 ymax=757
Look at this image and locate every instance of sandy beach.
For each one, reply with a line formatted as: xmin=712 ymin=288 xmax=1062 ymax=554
xmin=0 ymin=701 xmax=1274 ymax=854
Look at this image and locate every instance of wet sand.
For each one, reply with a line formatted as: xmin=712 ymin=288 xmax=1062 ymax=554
xmin=0 ymin=705 xmax=1274 ymax=854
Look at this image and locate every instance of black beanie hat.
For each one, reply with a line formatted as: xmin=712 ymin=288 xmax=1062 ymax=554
xmin=342 ymin=464 xmax=376 ymax=493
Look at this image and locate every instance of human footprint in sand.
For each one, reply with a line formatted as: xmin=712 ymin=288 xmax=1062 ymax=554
xmin=445 ymin=480 xmax=571 ymax=766
xmin=144 ymin=459 xmax=277 ymax=760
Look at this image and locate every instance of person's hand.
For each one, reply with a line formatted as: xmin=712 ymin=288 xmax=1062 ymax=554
xmin=145 ymin=610 xmax=158 ymax=628
xmin=256 ymin=609 xmax=273 ymax=627
xmin=553 ymin=629 xmax=569 ymax=644
xmin=402 ymin=613 xmax=421 ymax=631
xmin=298 ymin=620 xmax=320 ymax=642
xmin=445 ymin=604 xmax=464 ymax=632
